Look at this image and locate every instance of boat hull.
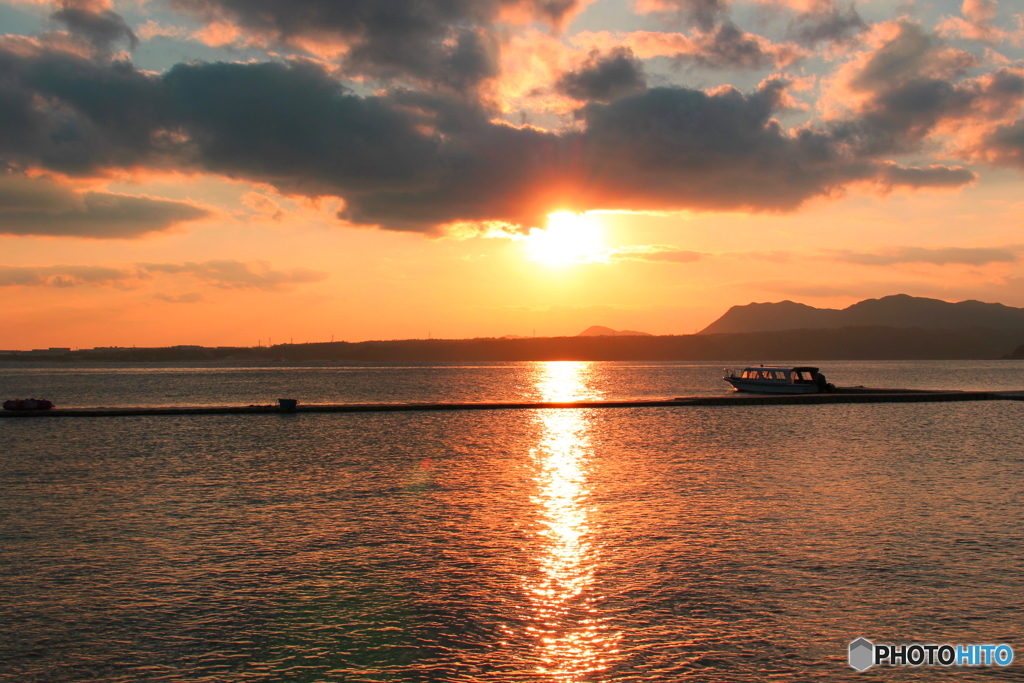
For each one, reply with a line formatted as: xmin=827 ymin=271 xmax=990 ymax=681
xmin=723 ymin=378 xmax=820 ymax=394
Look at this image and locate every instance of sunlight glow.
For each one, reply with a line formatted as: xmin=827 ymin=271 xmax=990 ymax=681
xmin=522 ymin=361 xmax=621 ymax=680
xmin=525 ymin=212 xmax=605 ymax=266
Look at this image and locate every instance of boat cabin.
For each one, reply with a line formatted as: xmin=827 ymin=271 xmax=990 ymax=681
xmin=737 ymin=367 xmax=819 ymax=383
xmin=723 ymin=366 xmax=830 ymax=393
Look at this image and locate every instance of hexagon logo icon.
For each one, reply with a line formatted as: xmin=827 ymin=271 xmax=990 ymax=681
xmin=849 ymin=638 xmax=874 ymax=671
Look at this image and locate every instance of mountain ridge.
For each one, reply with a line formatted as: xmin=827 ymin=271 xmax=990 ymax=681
xmin=577 ymin=326 xmax=653 ymax=337
xmin=699 ymin=294 xmax=1024 ymax=334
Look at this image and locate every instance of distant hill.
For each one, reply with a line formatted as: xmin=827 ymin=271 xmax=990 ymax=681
xmin=4 ymin=325 xmax=1024 ymax=361
xmin=577 ymin=326 xmax=653 ymax=337
xmin=700 ymin=294 xmax=1024 ymax=334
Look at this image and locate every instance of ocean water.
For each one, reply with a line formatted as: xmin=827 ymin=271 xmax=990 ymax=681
xmin=1 ymin=361 xmax=1022 ymax=681
xmin=2 ymin=359 xmax=1024 ymax=407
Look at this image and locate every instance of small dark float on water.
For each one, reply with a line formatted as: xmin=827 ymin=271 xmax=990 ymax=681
xmin=3 ymin=398 xmax=55 ymax=411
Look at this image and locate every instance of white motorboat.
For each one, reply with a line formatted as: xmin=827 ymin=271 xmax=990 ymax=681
xmin=723 ymin=366 xmax=832 ymax=394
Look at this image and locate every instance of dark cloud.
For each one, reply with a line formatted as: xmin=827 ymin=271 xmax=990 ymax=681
xmin=827 ymin=22 xmax=1023 ymax=159
xmin=168 ymin=0 xmax=579 ymax=89
xmin=342 ymin=80 xmax=975 ymax=230
xmin=0 ymin=43 xmax=981 ymax=234
xmin=0 ymin=172 xmax=209 ymax=238
xmin=834 ymin=246 xmax=1019 ymax=266
xmin=849 ymin=21 xmax=976 ymax=94
xmin=680 ymin=22 xmax=800 ymax=70
xmin=984 ymin=69 xmax=1024 ymax=108
xmin=138 ymin=260 xmax=328 ymax=290
xmin=877 ymin=162 xmax=977 ymax=189
xmin=0 ymin=48 xmax=438 ymax=185
xmin=51 ymin=1 xmax=138 ymax=55
xmin=790 ymin=2 xmax=868 ymax=46
xmin=0 ymin=46 xmax=171 ymax=174
xmin=983 ymin=118 xmax=1024 ymax=168
xmin=556 ymin=48 xmax=647 ymax=102
xmin=162 ymin=60 xmax=440 ymax=194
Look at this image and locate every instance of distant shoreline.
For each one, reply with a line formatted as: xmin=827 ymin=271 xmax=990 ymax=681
xmin=5 ymin=326 xmax=1024 ymax=362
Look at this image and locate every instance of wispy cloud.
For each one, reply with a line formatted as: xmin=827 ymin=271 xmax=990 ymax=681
xmin=137 ymin=260 xmax=328 ymax=290
xmin=604 ymin=245 xmax=707 ymax=263
xmin=0 ymin=264 xmax=134 ymax=287
xmin=832 ymin=246 xmax=1021 ymax=266
xmin=0 ymin=260 xmax=328 ymax=291
xmin=153 ymin=292 xmax=205 ymax=304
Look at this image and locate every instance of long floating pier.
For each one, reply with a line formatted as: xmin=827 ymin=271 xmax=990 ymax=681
xmin=3 ymin=388 xmax=1024 ymax=418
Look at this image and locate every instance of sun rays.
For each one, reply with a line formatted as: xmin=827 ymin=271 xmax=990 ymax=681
xmin=525 ymin=212 xmax=606 ymax=266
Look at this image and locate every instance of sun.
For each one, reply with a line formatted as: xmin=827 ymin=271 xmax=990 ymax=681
xmin=525 ymin=212 xmax=604 ymax=265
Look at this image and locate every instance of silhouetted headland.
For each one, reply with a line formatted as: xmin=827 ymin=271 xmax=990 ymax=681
xmin=3 ymin=326 xmax=1024 ymax=362
xmin=701 ymin=294 xmax=1024 ymax=334
xmin=6 ymin=295 xmax=1024 ymax=362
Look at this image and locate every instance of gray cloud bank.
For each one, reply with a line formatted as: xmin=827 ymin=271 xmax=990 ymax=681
xmin=0 ymin=37 xmax=987 ymax=234
xmin=0 ymin=172 xmax=209 ymax=238
xmin=557 ymin=48 xmax=647 ymax=103
xmin=168 ymin=0 xmax=582 ymax=90
xmin=642 ymin=0 xmax=868 ymax=46
xmin=52 ymin=0 xmax=138 ymax=55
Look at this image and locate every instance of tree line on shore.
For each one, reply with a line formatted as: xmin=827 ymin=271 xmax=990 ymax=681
xmin=5 ymin=326 xmax=1024 ymax=362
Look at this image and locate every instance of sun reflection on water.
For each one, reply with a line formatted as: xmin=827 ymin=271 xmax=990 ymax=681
xmin=525 ymin=362 xmax=620 ymax=681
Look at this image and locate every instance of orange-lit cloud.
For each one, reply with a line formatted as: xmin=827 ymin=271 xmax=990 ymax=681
xmin=818 ymin=20 xmax=1024 ymax=169
xmin=937 ymin=0 xmax=1024 ymax=46
xmin=191 ymin=20 xmax=244 ymax=47
xmin=135 ymin=20 xmax=190 ymax=41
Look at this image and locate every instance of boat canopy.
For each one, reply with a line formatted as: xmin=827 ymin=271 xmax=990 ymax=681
xmin=739 ymin=366 xmax=818 ymax=373
xmin=736 ymin=366 xmax=820 ymax=381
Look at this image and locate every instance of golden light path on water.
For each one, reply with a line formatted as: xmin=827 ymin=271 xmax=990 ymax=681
xmin=524 ymin=362 xmax=621 ymax=681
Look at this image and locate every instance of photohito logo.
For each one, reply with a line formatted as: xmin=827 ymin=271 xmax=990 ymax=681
xmin=848 ymin=638 xmax=1014 ymax=672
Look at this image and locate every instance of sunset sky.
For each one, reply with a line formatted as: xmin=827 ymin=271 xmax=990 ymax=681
xmin=1 ymin=0 xmax=1023 ymax=348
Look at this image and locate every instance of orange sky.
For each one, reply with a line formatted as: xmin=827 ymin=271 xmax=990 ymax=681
xmin=1 ymin=0 xmax=1023 ymax=348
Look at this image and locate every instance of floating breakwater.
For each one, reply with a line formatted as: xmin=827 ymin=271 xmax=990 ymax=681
xmin=3 ymin=388 xmax=1023 ymax=418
